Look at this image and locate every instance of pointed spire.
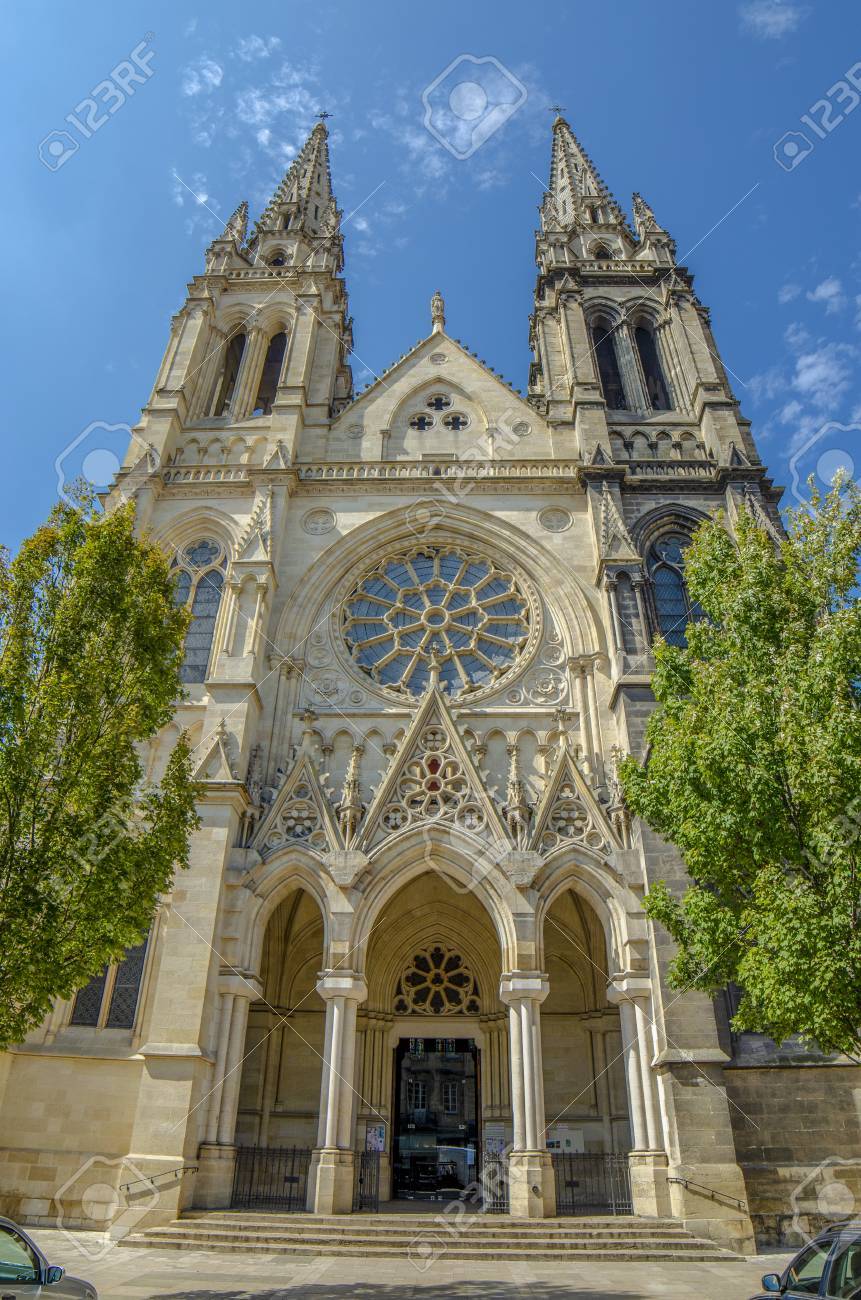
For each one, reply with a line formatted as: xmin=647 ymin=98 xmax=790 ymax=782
xmin=632 ymin=192 xmax=662 ymax=239
xmin=220 ymin=199 xmax=248 ymax=244
xmin=631 ymin=191 xmax=676 ymax=262
xmin=337 ymin=742 xmax=364 ymax=848
xmin=502 ymin=743 xmax=531 ymax=849
xmin=251 ymin=118 xmax=341 ymax=242
xmin=542 ymin=115 xmax=624 ymax=232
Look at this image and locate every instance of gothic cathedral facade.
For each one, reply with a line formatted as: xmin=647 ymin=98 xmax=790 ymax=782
xmin=0 ymin=116 xmax=850 ymax=1253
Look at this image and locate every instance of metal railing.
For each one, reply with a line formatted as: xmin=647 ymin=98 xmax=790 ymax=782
xmin=230 ymin=1145 xmax=311 ymax=1212
xmin=353 ymin=1150 xmax=381 ymax=1212
xmin=667 ymin=1175 xmax=747 ymax=1211
xmin=481 ymin=1147 xmax=510 ymax=1214
xmin=552 ymin=1152 xmax=633 ymax=1216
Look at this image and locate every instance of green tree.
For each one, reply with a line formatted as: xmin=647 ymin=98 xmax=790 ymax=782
xmin=0 ymin=499 xmax=198 ymax=1049
xmin=620 ymin=480 xmax=861 ymax=1056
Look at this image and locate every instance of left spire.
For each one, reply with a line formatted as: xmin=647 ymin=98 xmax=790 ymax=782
xmin=249 ymin=117 xmax=340 ymax=245
xmin=219 ymin=199 xmax=248 ymax=244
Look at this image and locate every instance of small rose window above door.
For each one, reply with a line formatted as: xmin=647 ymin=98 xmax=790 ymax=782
xmin=394 ymin=944 xmax=481 ymax=1015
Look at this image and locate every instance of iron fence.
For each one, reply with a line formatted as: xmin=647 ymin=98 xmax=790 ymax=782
xmin=551 ymin=1152 xmax=632 ymax=1216
xmin=480 ymin=1146 xmax=510 ymax=1214
xmin=353 ymin=1149 xmax=381 ymax=1211
xmin=230 ymin=1145 xmax=311 ymax=1211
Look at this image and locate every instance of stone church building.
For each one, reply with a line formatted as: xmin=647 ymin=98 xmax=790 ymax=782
xmin=0 ymin=115 xmax=853 ymax=1255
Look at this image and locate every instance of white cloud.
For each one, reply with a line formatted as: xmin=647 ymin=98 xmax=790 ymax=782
xmin=778 ymin=399 xmax=803 ymax=423
xmin=352 ymin=216 xmax=370 ymax=232
xmin=171 ymin=170 xmax=212 ymax=217
xmin=739 ymin=1 xmax=807 ymax=38
xmin=777 ymin=283 xmax=800 ymax=304
xmin=791 ymin=342 xmax=855 ymax=408
xmin=784 ymin=321 xmax=811 ymax=350
xmin=235 ymin=35 xmax=281 ymax=62
xmin=748 ymin=366 xmax=784 ymax=404
xmin=181 ymin=57 xmax=223 ymax=97
xmin=806 ymin=276 xmax=846 ymax=314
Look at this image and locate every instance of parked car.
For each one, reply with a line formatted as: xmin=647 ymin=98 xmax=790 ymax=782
xmin=752 ymin=1222 xmax=861 ymax=1298
xmin=0 ymin=1217 xmax=97 ymax=1298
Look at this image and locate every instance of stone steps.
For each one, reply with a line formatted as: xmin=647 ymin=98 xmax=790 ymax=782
xmin=122 ymin=1212 xmax=736 ymax=1262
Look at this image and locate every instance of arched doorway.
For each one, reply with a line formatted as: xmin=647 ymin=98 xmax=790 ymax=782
xmin=541 ymin=889 xmax=632 ymax=1213
xmin=231 ymin=887 xmax=326 ymax=1209
xmin=362 ymin=870 xmax=504 ymax=1205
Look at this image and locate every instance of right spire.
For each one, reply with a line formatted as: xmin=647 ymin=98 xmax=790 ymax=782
xmin=541 ymin=114 xmax=625 ymax=231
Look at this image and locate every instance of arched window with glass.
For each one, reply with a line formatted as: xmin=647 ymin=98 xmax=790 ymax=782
xmin=211 ymin=332 xmax=246 ymax=417
xmin=633 ymin=321 xmax=671 ymax=411
xmin=646 ymin=531 xmax=702 ymax=647
xmin=252 ymin=330 xmax=288 ymax=415
xmin=171 ymin=539 xmax=228 ymax=682
xmin=591 ymin=321 xmax=627 ymax=410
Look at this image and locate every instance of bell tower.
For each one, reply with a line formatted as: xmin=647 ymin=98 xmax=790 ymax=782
xmin=121 ymin=116 xmax=353 ymax=529
xmin=529 ymin=114 xmax=760 ymax=471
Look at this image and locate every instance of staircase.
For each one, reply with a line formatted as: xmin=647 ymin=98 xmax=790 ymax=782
xmin=121 ymin=1210 xmax=737 ymax=1262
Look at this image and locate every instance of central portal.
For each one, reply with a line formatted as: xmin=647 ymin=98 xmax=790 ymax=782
xmin=392 ymin=1037 xmax=479 ymax=1200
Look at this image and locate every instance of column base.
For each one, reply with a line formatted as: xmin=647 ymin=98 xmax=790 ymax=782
xmin=667 ymin=1163 xmax=756 ymax=1255
xmin=310 ymin=1148 xmax=355 ymax=1214
xmin=193 ymin=1143 xmax=237 ymax=1210
xmin=507 ymin=1150 xmax=556 ymax=1218
xmin=628 ymin=1149 xmax=671 ymax=1217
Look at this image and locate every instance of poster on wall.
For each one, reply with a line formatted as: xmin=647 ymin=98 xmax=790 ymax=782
xmin=365 ymin=1123 xmax=386 ymax=1152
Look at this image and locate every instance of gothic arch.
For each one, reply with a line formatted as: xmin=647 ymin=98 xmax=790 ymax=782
xmin=535 ymin=852 xmax=649 ymax=977
xmin=238 ymin=854 xmax=337 ymax=978
xmin=272 ymin=501 xmax=608 ymax=668
xmin=351 ymin=827 xmax=523 ymax=971
xmin=629 ymin=502 xmax=710 ymax=552
xmin=366 ymin=898 xmax=501 ymax=1014
xmin=148 ymin=506 xmax=239 ymax=560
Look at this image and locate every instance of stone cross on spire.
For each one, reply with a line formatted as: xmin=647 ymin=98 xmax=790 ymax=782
xmin=431 ymin=289 xmax=445 ymax=333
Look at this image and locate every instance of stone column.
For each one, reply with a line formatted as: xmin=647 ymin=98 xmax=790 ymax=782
xmin=195 ymin=975 xmax=262 ymax=1210
xmin=608 ymin=978 xmax=670 ymax=1218
xmin=614 ymin=322 xmax=649 ymax=413
xmin=500 ymin=972 xmax=555 ymax=1218
xmin=310 ymin=970 xmax=368 ymax=1214
xmin=229 ymin=326 xmax=269 ymax=421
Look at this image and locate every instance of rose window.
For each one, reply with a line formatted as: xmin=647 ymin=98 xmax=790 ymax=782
xmin=342 ymin=547 xmax=531 ymax=696
xmin=394 ymin=945 xmax=481 ymax=1015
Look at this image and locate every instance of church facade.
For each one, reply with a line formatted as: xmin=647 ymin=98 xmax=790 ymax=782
xmin=0 ymin=116 xmax=853 ymax=1254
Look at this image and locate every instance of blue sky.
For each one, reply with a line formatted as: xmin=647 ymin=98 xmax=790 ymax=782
xmin=3 ymin=0 xmax=861 ymax=548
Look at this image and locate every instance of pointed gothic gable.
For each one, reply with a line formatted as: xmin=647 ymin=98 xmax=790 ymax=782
xmin=329 ymin=330 xmax=550 ymax=452
xmin=599 ymin=481 xmax=639 ymax=560
xmin=193 ymin=719 xmax=242 ymax=783
xmin=357 ymin=686 xmax=508 ymax=851
xmin=252 ymin=752 xmax=342 ymax=859
xmin=529 ymin=747 xmax=617 ymax=857
xmin=234 ymin=488 xmax=272 ymax=562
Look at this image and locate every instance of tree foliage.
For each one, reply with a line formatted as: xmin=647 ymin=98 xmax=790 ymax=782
xmin=0 ymin=499 xmax=198 ymax=1048
xmin=620 ymin=480 xmax=861 ymax=1056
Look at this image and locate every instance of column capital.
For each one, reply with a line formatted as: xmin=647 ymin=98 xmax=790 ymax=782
xmin=606 ymin=973 xmax=652 ymax=1004
xmin=316 ymin=970 xmax=368 ymax=1003
xmin=499 ymin=971 xmax=549 ymax=1005
xmin=217 ymin=972 xmax=263 ymax=1001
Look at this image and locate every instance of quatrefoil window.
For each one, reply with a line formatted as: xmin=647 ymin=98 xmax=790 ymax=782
xmin=394 ymin=945 xmax=481 ymax=1015
xmin=342 ymin=547 xmax=531 ymax=697
xmin=442 ymin=413 xmax=469 ymax=431
xmin=409 ymin=413 xmax=434 ymax=431
xmin=426 ymin=394 xmax=452 ymax=411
